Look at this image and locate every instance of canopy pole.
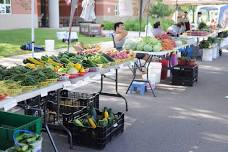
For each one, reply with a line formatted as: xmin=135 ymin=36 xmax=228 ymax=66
xmin=67 ymin=0 xmax=78 ymax=52
xmin=175 ymin=0 xmax=178 ymax=23
xmin=31 ymin=0 xmax=35 ymax=57
xmin=145 ymin=0 xmax=151 ymax=37
xmin=139 ymin=0 xmax=143 ymax=37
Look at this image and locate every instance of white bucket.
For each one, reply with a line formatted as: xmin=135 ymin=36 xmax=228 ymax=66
xmin=142 ymin=74 xmax=156 ymax=89
xmin=177 ymin=51 xmax=182 ymax=58
xmin=202 ymin=48 xmax=213 ymax=62
xmin=221 ymin=37 xmax=228 ymax=49
xmin=212 ymin=46 xmax=218 ymax=59
xmin=148 ymin=62 xmax=162 ymax=83
xmin=212 ymin=44 xmax=219 ymax=59
xmin=45 ymin=40 xmax=55 ymax=51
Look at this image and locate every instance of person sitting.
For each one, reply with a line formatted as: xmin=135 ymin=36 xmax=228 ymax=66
xmin=152 ymin=21 xmax=165 ymax=37
xmin=167 ymin=23 xmax=182 ymax=37
xmin=113 ymin=22 xmax=128 ymax=51
xmin=179 ymin=22 xmax=186 ymax=34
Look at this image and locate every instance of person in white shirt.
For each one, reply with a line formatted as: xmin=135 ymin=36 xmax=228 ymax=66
xmin=197 ymin=12 xmax=204 ymax=24
xmin=167 ymin=23 xmax=182 ymax=37
xmin=152 ymin=21 xmax=165 ymax=37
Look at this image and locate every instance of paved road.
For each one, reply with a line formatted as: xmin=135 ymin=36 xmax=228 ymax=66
xmin=1 ymin=34 xmax=227 ymax=151
xmin=41 ymin=52 xmax=228 ymax=152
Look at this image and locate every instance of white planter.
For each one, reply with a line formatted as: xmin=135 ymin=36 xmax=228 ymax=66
xmin=202 ymin=48 xmax=213 ymax=62
xmin=221 ymin=37 xmax=228 ymax=49
xmin=212 ymin=44 xmax=219 ymax=59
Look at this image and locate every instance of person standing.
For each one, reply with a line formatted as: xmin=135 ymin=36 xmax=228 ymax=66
xmin=113 ymin=22 xmax=128 ymax=50
xmin=197 ymin=12 xmax=204 ymax=24
xmin=183 ymin=11 xmax=190 ymax=31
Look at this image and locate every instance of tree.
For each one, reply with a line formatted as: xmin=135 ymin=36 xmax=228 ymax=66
xmin=149 ymin=0 xmax=173 ymax=18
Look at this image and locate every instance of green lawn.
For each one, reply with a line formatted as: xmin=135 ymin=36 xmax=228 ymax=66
xmin=0 ymin=28 xmax=111 ymax=57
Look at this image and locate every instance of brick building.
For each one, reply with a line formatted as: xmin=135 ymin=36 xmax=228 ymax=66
xmin=0 ymin=0 xmax=141 ymax=29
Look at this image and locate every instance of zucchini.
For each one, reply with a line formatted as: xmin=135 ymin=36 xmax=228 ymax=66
xmin=26 ymin=136 xmax=37 ymax=144
xmin=73 ymin=119 xmax=84 ymax=127
xmin=101 ymin=53 xmax=115 ymax=62
xmin=21 ymin=144 xmax=29 ymax=151
xmin=88 ymin=117 xmax=97 ymax=129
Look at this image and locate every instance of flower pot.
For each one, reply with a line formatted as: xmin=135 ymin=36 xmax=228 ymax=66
xmin=202 ymin=48 xmax=213 ymax=62
xmin=212 ymin=44 xmax=219 ymax=59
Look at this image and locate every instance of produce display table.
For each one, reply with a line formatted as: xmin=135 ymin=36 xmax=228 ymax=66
xmin=70 ymin=61 xmax=133 ymax=111
xmin=182 ymin=31 xmax=218 ymax=44
xmin=126 ymin=50 xmax=177 ymax=97
xmin=0 ymin=81 xmax=67 ymax=111
xmin=0 ymin=60 xmax=132 ymax=152
xmin=126 ymin=41 xmax=196 ymax=96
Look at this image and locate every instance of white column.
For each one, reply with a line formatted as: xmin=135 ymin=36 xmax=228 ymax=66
xmin=49 ymin=0 xmax=59 ymax=28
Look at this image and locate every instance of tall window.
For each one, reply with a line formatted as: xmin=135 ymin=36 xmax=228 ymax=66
xmin=114 ymin=4 xmax=119 ymax=16
xmin=0 ymin=0 xmax=11 ymax=14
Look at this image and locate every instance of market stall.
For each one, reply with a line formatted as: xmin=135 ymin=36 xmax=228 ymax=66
xmin=0 ymin=46 xmax=134 ymax=152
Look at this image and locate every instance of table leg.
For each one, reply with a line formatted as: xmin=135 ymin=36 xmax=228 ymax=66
xmin=146 ymin=55 xmax=157 ymax=97
xmin=43 ymin=97 xmax=59 ymax=152
xmin=99 ymin=69 xmax=128 ymax=111
xmin=126 ymin=62 xmax=137 ymax=94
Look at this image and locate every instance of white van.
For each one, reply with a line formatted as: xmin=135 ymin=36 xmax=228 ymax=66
xmin=195 ymin=4 xmax=228 ymax=29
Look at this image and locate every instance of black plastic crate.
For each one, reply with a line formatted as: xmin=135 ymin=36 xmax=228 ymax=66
xmin=46 ymin=90 xmax=99 ymax=123
xmin=63 ymin=109 xmax=124 ymax=149
xmin=59 ymin=90 xmax=99 ymax=114
xmin=172 ymin=79 xmax=196 ymax=86
xmin=172 ymin=64 xmax=198 ymax=86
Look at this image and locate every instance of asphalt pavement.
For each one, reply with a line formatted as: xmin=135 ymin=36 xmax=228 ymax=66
xmin=42 ymin=51 xmax=228 ymax=152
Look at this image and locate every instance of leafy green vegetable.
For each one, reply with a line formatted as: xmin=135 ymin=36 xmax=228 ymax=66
xmin=199 ymin=40 xmax=210 ymax=49
xmin=20 ymin=76 xmax=38 ymax=86
xmin=198 ymin=22 xmax=209 ymax=31
xmin=144 ymin=44 xmax=153 ymax=52
xmin=41 ymin=68 xmax=59 ymax=79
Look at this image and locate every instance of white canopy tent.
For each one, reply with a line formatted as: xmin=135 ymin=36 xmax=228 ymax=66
xmin=31 ymin=0 xmax=35 ymax=57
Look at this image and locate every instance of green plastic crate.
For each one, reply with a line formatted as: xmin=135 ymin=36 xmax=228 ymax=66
xmin=0 ymin=111 xmax=42 ymax=150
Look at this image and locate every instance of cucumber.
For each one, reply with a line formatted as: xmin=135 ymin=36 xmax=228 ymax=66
xmin=26 ymin=136 xmax=37 ymax=144
xmin=16 ymin=133 xmax=26 ymax=142
xmin=21 ymin=144 xmax=29 ymax=151
xmin=73 ymin=119 xmax=84 ymax=127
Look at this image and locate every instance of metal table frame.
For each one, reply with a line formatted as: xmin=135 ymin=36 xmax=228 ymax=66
xmin=99 ymin=68 xmax=128 ymax=111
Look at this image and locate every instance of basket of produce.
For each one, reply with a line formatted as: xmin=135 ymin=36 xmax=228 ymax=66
xmin=8 ymin=88 xmax=22 ymax=96
xmin=38 ymin=81 xmax=50 ymax=88
xmin=19 ymin=75 xmax=39 ymax=93
xmin=22 ymin=86 xmax=37 ymax=93
xmin=0 ymin=93 xmax=7 ymax=100
xmin=63 ymin=106 xmax=124 ymax=149
xmin=0 ymin=81 xmax=6 ymax=86
xmin=6 ymin=130 xmax=42 ymax=152
xmin=4 ymin=80 xmax=22 ymax=96
xmin=45 ymin=78 xmax=58 ymax=84
xmin=0 ymin=111 xmax=42 ymax=151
